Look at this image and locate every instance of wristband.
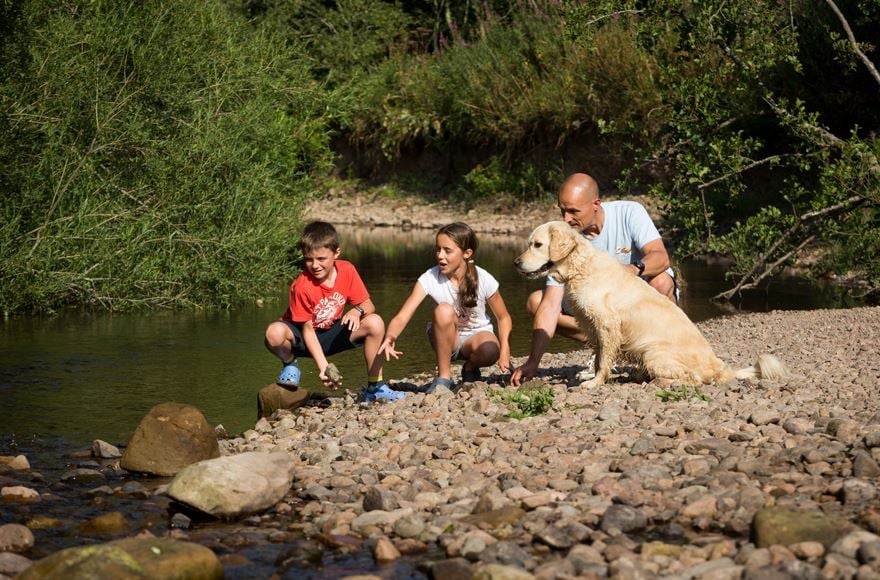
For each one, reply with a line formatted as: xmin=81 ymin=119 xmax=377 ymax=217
xmin=634 ymin=260 xmax=646 ymax=276
xmin=353 ymin=304 xmax=365 ymax=317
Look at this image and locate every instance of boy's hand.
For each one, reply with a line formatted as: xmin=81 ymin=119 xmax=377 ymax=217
xmin=318 ymin=364 xmax=338 ymax=389
xmin=377 ymin=336 xmax=402 ymax=361
xmin=324 ymin=363 xmax=343 ymax=390
xmin=341 ymin=309 xmax=361 ymax=332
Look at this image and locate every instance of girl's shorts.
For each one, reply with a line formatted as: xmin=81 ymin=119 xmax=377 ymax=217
xmin=425 ymin=322 xmax=493 ymax=360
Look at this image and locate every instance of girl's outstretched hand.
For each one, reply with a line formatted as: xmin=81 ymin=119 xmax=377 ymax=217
xmin=497 ymin=354 xmax=511 ymax=374
xmin=378 ymin=335 xmax=402 ymax=361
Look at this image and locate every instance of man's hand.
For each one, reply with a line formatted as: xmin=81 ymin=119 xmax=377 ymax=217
xmin=510 ymin=361 xmax=538 ymax=387
xmin=377 ymin=336 xmax=401 ymax=361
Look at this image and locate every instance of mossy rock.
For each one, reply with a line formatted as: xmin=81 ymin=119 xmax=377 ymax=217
xmin=19 ymin=537 xmax=222 ymax=579
xmin=752 ymin=506 xmax=854 ymax=549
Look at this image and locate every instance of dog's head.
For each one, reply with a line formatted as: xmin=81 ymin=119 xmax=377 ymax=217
xmin=514 ymin=221 xmax=579 ymax=280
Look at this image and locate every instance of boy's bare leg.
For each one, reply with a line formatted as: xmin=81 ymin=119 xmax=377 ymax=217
xmin=351 ymin=314 xmax=385 ymax=379
xmin=429 ymin=304 xmax=457 ymax=379
xmin=526 ymin=290 xmax=589 ymax=342
xmin=265 ymin=321 xmax=295 ymax=362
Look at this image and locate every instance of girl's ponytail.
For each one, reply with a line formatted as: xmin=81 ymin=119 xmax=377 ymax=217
xmin=460 ymin=257 xmax=478 ymax=309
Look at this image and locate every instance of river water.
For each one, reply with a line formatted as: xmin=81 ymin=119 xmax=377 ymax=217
xmin=0 ymin=225 xmax=857 ymax=446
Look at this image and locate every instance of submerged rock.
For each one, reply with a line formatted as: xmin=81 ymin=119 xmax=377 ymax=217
xmin=18 ymin=537 xmax=222 ymax=580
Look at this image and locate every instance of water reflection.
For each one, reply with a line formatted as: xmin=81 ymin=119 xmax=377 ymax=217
xmin=0 ymin=225 xmax=858 ymax=445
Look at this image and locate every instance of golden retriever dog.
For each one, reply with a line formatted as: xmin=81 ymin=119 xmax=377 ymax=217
xmin=514 ymin=221 xmax=788 ymax=388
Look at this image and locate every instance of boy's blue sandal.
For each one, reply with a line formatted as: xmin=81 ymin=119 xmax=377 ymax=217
xmin=277 ymin=359 xmax=301 ymax=387
xmin=426 ymin=376 xmax=455 ymax=394
xmin=363 ymin=382 xmax=406 ymax=403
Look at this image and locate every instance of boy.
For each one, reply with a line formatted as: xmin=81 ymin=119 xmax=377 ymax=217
xmin=264 ymin=221 xmax=405 ymax=402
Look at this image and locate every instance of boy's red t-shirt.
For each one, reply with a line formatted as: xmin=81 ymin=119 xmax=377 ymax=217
xmin=282 ymin=260 xmax=369 ymax=329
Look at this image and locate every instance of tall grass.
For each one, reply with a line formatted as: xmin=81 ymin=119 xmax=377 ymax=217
xmin=0 ymin=0 xmax=332 ymax=314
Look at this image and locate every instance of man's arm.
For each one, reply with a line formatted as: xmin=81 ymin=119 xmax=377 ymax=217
xmin=511 ymin=285 xmax=564 ymax=386
xmin=629 ymin=238 xmax=670 ymax=278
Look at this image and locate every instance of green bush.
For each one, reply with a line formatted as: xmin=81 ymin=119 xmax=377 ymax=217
xmin=0 ymin=0 xmax=332 ymax=313
xmin=462 ymin=156 xmax=562 ymax=202
xmin=343 ymin=3 xmax=664 ymax=162
xmin=656 ymin=385 xmax=711 ymax=403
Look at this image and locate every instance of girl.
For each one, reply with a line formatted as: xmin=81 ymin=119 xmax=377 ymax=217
xmin=378 ymin=222 xmax=512 ymax=392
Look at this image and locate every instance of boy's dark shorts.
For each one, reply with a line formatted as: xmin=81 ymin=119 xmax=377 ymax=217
xmin=284 ymin=319 xmax=364 ymax=358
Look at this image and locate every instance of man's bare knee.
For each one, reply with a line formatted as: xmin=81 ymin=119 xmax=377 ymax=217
xmin=526 ymin=290 xmax=543 ymax=317
xmin=648 ymin=273 xmax=674 ymax=301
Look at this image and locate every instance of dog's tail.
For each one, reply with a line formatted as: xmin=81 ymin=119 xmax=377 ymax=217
xmin=732 ymin=354 xmax=789 ymax=381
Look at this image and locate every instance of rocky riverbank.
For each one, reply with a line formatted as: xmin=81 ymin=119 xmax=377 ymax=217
xmin=207 ymin=306 xmax=880 ymax=579
xmin=3 ymin=297 xmax=880 ymax=577
xmin=307 ymin=186 xmax=562 ymax=235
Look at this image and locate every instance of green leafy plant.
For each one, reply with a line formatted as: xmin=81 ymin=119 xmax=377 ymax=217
xmin=492 ymin=385 xmax=556 ymax=419
xmin=656 ymin=385 xmax=711 ymax=403
xmin=462 ymin=156 xmax=562 ymax=202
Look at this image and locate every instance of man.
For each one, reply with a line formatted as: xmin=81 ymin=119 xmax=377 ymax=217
xmin=510 ymin=172 xmax=676 ymax=386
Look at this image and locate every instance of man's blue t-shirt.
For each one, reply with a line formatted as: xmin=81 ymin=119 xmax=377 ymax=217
xmin=547 ymin=200 xmax=670 ymax=287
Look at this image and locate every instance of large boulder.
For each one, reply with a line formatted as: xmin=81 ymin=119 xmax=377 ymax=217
xmin=18 ymin=538 xmax=222 ymax=580
xmin=167 ymin=451 xmax=295 ymax=518
xmin=121 ymin=403 xmax=219 ymax=476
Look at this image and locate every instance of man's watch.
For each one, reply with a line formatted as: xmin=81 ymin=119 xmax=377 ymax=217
xmin=634 ymin=260 xmax=646 ymax=276
xmin=353 ymin=304 xmax=365 ymax=317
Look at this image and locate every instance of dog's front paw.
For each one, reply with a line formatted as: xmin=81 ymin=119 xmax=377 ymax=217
xmin=577 ymin=377 xmax=605 ymax=390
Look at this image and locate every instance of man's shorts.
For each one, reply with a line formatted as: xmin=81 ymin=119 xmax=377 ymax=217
xmin=283 ymin=319 xmax=363 ymax=358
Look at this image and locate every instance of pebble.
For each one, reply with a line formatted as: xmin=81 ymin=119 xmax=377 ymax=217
xmin=0 ymin=486 xmax=39 ymax=502
xmin=0 ymin=524 xmax=34 ymax=553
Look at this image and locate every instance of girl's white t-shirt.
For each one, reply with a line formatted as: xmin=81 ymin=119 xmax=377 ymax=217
xmin=417 ymin=265 xmax=499 ymax=338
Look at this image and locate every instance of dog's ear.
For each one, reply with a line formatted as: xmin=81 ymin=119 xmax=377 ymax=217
xmin=548 ymin=222 xmax=577 ymax=262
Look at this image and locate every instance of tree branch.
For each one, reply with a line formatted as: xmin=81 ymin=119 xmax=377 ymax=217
xmin=824 ymin=0 xmax=880 ymax=89
xmin=697 ymin=154 xmax=787 ymax=191
xmin=712 ymin=195 xmax=867 ymax=301
xmin=717 ymin=234 xmax=816 ymax=298
xmin=721 ymin=43 xmax=880 ymax=180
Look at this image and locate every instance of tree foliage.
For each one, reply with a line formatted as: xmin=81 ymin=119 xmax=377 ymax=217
xmin=564 ymin=0 xmax=880 ymax=299
xmin=2 ymin=0 xmax=878 ymax=313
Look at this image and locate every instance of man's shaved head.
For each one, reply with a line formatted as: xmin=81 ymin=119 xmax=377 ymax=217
xmin=557 ymin=173 xmax=602 ymax=235
xmin=559 ymin=173 xmax=599 ymax=205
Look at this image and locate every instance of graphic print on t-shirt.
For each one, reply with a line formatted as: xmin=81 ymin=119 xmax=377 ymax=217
xmin=313 ymin=291 xmax=346 ymax=329
xmin=458 ymin=306 xmax=476 ymax=330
